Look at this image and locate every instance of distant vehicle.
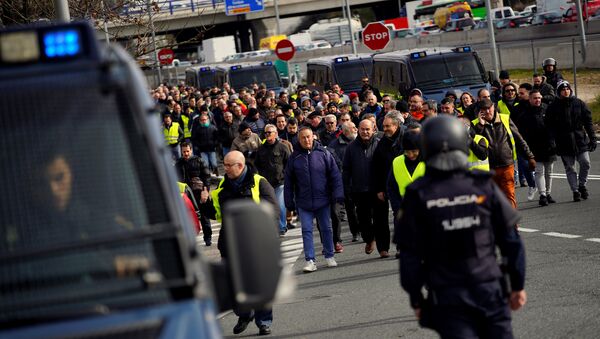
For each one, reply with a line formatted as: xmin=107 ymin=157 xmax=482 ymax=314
xmin=562 ymin=0 xmax=600 ymax=22
xmin=474 ymin=18 xmax=488 ymax=29
xmin=433 ymin=1 xmax=473 ymax=30
xmin=590 ymin=10 xmax=600 ymax=20
xmin=306 ymin=54 xmax=373 ymax=94
xmin=491 ymin=6 xmax=518 ymax=20
xmin=185 ymin=65 xmax=228 ymax=89
xmin=494 ymin=14 xmax=533 ymax=29
xmin=246 ymin=50 xmax=273 ymax=58
xmin=227 ymin=61 xmax=285 ymax=93
xmin=200 ymin=35 xmax=236 ymax=63
xmin=444 ymin=17 xmax=476 ymax=31
xmin=372 ymin=46 xmax=490 ymax=103
xmin=520 ymin=5 xmax=537 ymax=16
xmin=531 ymin=10 xmax=564 ymax=25
xmin=259 ymin=35 xmax=287 ymax=50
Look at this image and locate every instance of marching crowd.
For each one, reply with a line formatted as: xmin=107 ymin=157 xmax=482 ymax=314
xmin=152 ymin=57 xmax=596 ymax=336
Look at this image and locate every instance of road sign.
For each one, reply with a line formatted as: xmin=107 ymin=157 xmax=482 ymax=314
xmin=158 ymin=48 xmax=174 ymax=65
xmin=225 ymin=0 xmax=264 ymax=16
xmin=275 ymin=39 xmax=295 ymax=61
xmin=362 ymin=22 xmax=390 ymax=51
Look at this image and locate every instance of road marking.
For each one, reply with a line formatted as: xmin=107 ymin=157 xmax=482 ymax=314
xmin=585 ymin=238 xmax=600 ymax=243
xmin=281 ymin=238 xmax=304 ymax=246
xmin=542 ymin=232 xmax=582 ymax=239
xmin=281 ymin=243 xmax=305 ymax=252
xmin=519 ymin=227 xmax=539 ymax=233
xmin=551 ymin=173 xmax=600 ymax=180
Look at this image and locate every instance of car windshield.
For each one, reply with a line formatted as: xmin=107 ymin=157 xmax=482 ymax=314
xmin=333 ymin=60 xmax=371 ymax=91
xmin=411 ymin=53 xmax=483 ymax=90
xmin=229 ymin=66 xmax=281 ymax=90
xmin=0 ymin=71 xmax=182 ymax=328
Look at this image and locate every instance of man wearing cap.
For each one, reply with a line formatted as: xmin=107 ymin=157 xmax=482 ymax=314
xmin=472 ymin=99 xmax=536 ymax=208
xmin=306 ymin=111 xmax=325 ymax=136
xmin=243 ymin=107 xmax=266 ymax=137
xmin=231 ymin=122 xmax=261 ymax=163
xmin=319 ymin=114 xmax=341 ymax=147
xmin=492 ymin=70 xmax=511 ymax=102
xmin=546 ymin=80 xmax=597 ymax=202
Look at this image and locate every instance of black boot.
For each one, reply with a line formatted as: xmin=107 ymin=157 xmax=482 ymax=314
xmin=539 ymin=195 xmax=548 ymax=206
xmin=573 ymin=191 xmax=581 ymax=202
xmin=579 ymin=186 xmax=589 ymax=200
xmin=233 ymin=316 xmax=254 ymax=334
xmin=546 ymin=194 xmax=556 ymax=203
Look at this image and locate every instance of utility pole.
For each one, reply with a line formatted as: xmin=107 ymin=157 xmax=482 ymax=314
xmin=485 ymin=0 xmax=499 ymax=77
xmin=574 ymin=0 xmax=588 ymax=62
xmin=345 ymin=0 xmax=357 ymax=55
xmin=274 ymin=0 xmax=281 ymax=35
xmin=54 ymin=0 xmax=70 ymax=22
xmin=101 ymin=0 xmax=110 ymax=45
xmin=147 ymin=0 xmax=162 ymax=86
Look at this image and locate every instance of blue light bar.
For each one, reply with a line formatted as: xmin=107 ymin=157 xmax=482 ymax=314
xmin=43 ymin=29 xmax=80 ymax=58
xmin=200 ymin=66 xmax=211 ymax=72
xmin=334 ymin=57 xmax=349 ymax=63
xmin=454 ymin=46 xmax=472 ymax=53
xmin=262 ymin=61 xmax=273 ymax=66
xmin=230 ymin=65 xmax=242 ymax=70
xmin=410 ymin=51 xmax=427 ymax=60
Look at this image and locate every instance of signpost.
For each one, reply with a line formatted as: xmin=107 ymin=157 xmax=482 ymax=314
xmin=225 ymin=0 xmax=264 ymax=16
xmin=158 ymin=48 xmax=174 ymax=65
xmin=275 ymin=39 xmax=295 ymax=61
xmin=362 ymin=22 xmax=391 ymax=51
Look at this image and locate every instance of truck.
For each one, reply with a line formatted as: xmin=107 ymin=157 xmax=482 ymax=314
xmin=536 ymin=0 xmax=570 ymax=14
xmin=200 ymin=35 xmax=237 ymax=63
xmin=433 ymin=1 xmax=473 ymax=29
xmin=0 ymin=21 xmax=283 ymax=338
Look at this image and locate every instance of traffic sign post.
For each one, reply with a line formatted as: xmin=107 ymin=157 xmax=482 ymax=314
xmin=158 ymin=48 xmax=174 ymax=66
xmin=225 ymin=0 xmax=264 ymax=16
xmin=275 ymin=39 xmax=295 ymax=61
xmin=362 ymin=22 xmax=390 ymax=51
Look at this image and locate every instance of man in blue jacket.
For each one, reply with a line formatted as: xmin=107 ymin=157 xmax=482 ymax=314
xmin=284 ymin=126 xmax=345 ymax=273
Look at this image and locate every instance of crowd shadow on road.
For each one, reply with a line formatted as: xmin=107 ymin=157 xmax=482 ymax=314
xmin=296 ymin=267 xmax=398 ymax=291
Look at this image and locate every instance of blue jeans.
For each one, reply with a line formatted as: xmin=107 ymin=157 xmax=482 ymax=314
xmin=517 ymin=155 xmax=535 ymax=187
xmin=235 ymin=309 xmax=273 ymax=327
xmin=222 ymin=146 xmax=230 ymax=157
xmin=200 ymin=152 xmax=218 ymax=172
xmin=274 ymin=185 xmax=287 ymax=232
xmin=298 ymin=205 xmax=334 ymax=261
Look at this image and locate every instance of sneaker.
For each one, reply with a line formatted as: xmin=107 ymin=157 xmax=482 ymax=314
xmin=573 ymin=191 xmax=581 ymax=202
xmin=379 ymin=251 xmax=390 ymax=258
xmin=325 ymin=257 xmax=338 ymax=267
xmin=527 ymin=187 xmax=538 ymax=201
xmin=334 ymin=242 xmax=344 ymax=253
xmin=546 ymin=194 xmax=556 ymax=203
xmin=279 ymin=229 xmax=287 ymax=237
xmin=351 ymin=234 xmax=359 ymax=242
xmin=205 ymin=240 xmax=212 ymax=247
xmin=539 ymin=195 xmax=548 ymax=206
xmin=365 ymin=241 xmax=375 ymax=254
xmin=302 ymin=260 xmax=317 ymax=272
xmin=258 ymin=325 xmax=271 ymax=336
xmin=579 ymin=186 xmax=589 ymax=200
xmin=286 ymin=222 xmax=296 ymax=230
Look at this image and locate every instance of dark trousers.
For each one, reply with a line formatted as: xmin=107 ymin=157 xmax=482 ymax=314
xmin=344 ymin=196 xmax=360 ymax=237
xmin=235 ymin=308 xmax=273 ymax=327
xmin=330 ymin=203 xmax=342 ymax=243
xmin=353 ymin=192 xmax=390 ymax=252
xmin=192 ymin=189 xmax=212 ymax=243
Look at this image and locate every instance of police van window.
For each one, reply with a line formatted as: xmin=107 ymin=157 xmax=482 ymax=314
xmin=0 ymin=72 xmax=174 ymax=325
xmin=333 ymin=61 xmax=368 ymax=90
xmin=229 ymin=66 xmax=280 ymax=90
xmin=400 ymin=63 xmax=408 ymax=83
xmin=411 ymin=53 xmax=482 ymax=89
xmin=445 ymin=54 xmax=482 ymax=85
xmin=197 ymin=71 xmax=215 ymax=89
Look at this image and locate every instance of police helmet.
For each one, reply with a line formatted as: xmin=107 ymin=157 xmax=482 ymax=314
xmin=421 ymin=115 xmax=469 ymax=171
xmin=542 ymin=58 xmax=557 ymax=68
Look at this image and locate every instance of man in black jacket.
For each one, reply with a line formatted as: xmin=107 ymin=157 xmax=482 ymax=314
xmin=255 ymin=124 xmax=291 ymax=235
xmin=343 ymin=119 xmax=390 ymax=258
xmin=372 ymin=111 xmax=405 ymax=210
xmin=546 ymin=81 xmax=597 ymax=202
xmin=191 ymin=113 xmax=220 ymax=176
xmin=532 ymin=73 xmax=555 ymax=105
xmin=218 ymin=111 xmax=239 ymax=157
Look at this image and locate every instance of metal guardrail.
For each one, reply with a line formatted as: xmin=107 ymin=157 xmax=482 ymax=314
xmin=121 ymin=0 xmax=225 ymax=16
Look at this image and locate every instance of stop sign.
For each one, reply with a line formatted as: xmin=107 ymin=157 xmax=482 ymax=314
xmin=275 ymin=39 xmax=295 ymax=61
xmin=362 ymin=22 xmax=390 ymax=51
xmin=158 ymin=48 xmax=175 ymax=65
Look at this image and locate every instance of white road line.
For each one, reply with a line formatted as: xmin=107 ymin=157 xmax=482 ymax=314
xmin=519 ymin=227 xmax=539 ymax=233
xmin=585 ymin=238 xmax=600 ymax=243
xmin=281 ymin=243 xmax=305 ymax=252
xmin=281 ymin=238 xmax=304 ymax=246
xmin=542 ymin=232 xmax=582 ymax=239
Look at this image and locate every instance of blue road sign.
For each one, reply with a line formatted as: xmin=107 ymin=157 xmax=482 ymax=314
xmin=225 ymin=0 xmax=264 ymax=16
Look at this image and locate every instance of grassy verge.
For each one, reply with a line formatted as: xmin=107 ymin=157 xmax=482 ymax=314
xmin=507 ymin=68 xmax=600 ymax=85
xmin=589 ymin=95 xmax=600 ymax=125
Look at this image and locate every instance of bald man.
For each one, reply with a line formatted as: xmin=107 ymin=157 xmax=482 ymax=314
xmin=200 ymin=150 xmax=278 ymax=336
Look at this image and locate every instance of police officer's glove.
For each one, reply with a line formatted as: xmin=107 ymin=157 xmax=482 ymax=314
xmin=589 ymin=140 xmax=597 ymax=152
xmin=528 ymin=158 xmax=536 ymax=171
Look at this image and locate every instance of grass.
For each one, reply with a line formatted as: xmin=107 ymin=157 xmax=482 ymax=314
xmin=589 ymin=95 xmax=600 ymax=125
xmin=507 ymin=68 xmax=600 ymax=85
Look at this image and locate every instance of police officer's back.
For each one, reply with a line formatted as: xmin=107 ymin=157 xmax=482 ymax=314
xmin=397 ymin=116 xmax=527 ymax=338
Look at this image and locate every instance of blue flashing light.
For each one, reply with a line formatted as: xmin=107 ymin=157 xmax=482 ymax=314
xmin=410 ymin=51 xmax=427 ymax=60
xmin=262 ymin=61 xmax=273 ymax=66
xmin=454 ymin=46 xmax=472 ymax=53
xmin=334 ymin=57 xmax=349 ymax=63
xmin=43 ymin=29 xmax=80 ymax=58
xmin=200 ymin=67 xmax=211 ymax=72
xmin=230 ymin=65 xmax=242 ymax=70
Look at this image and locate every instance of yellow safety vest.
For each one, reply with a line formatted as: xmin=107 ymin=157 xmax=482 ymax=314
xmin=392 ymin=155 xmax=426 ymax=197
xmin=468 ymin=135 xmax=490 ymax=171
xmin=472 ymin=114 xmax=516 ymax=160
xmin=497 ymin=100 xmax=518 ymax=116
xmin=181 ymin=115 xmax=191 ymax=138
xmin=163 ymin=122 xmax=180 ymax=146
xmin=211 ymin=174 xmax=263 ymax=222
xmin=177 ymin=181 xmax=188 ymax=194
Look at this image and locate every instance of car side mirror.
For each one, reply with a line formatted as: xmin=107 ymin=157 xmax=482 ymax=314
xmin=213 ymin=200 xmax=282 ymax=312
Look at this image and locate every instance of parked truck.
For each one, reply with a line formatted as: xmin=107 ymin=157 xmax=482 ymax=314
xmin=200 ymin=35 xmax=237 ymax=63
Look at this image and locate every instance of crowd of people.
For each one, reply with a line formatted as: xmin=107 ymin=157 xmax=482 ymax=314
xmin=152 ymin=57 xmax=596 ymax=336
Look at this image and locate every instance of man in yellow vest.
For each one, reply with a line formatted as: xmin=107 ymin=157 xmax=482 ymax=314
xmin=471 ymin=99 xmax=536 ymax=209
xmin=162 ymin=113 xmax=183 ymax=161
xmin=458 ymin=115 xmax=490 ymax=171
xmin=387 ymin=131 xmax=426 ymax=258
xmin=199 ymin=150 xmax=278 ymax=336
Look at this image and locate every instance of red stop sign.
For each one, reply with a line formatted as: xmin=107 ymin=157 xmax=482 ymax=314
xmin=275 ymin=39 xmax=295 ymax=61
xmin=362 ymin=22 xmax=391 ymax=51
xmin=158 ymin=48 xmax=175 ymax=65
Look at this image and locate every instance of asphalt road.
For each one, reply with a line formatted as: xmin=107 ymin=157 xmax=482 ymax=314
xmin=217 ymin=148 xmax=600 ymax=338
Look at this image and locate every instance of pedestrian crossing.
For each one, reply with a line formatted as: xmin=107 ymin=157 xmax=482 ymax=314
xmin=196 ymin=221 xmax=305 ymax=268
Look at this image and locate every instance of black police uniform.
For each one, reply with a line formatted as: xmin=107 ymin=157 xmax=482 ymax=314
xmin=398 ymin=169 xmax=526 ymax=339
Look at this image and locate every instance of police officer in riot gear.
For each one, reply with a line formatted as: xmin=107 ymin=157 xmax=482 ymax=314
xmin=397 ymin=115 xmax=527 ymax=338
xmin=542 ymin=58 xmax=563 ymax=89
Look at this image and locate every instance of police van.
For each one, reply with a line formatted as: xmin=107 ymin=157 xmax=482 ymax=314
xmin=306 ymin=54 xmax=373 ymax=94
xmin=184 ymin=64 xmax=228 ymax=90
xmin=372 ymin=46 xmax=490 ymax=103
xmin=0 ymin=22 xmax=283 ymax=338
xmin=227 ymin=61 xmax=285 ymax=94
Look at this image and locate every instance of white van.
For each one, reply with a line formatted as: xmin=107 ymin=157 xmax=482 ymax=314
xmin=491 ymin=6 xmax=517 ymax=20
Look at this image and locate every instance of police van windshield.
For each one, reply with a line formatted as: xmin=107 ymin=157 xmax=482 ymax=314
xmin=198 ymin=71 xmax=216 ymax=89
xmin=333 ymin=60 xmax=372 ymax=91
xmin=0 ymin=72 xmax=183 ymax=327
xmin=410 ymin=53 xmax=483 ymax=90
xmin=228 ymin=66 xmax=281 ymax=90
